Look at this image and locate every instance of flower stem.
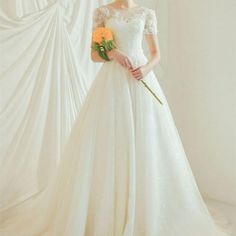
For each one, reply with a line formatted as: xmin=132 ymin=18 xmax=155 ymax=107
xmin=141 ymin=80 xmax=163 ymax=105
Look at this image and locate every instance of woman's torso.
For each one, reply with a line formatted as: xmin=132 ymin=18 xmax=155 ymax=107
xmin=94 ymin=5 xmax=158 ymax=66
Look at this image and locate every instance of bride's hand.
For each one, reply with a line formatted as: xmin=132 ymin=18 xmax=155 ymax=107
xmin=107 ymin=49 xmax=133 ymax=70
xmin=131 ymin=66 xmax=149 ymax=80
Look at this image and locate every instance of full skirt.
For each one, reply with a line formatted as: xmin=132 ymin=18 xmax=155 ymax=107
xmin=41 ymin=61 xmax=227 ymax=236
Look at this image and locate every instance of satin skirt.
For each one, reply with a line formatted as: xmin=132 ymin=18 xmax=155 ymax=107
xmin=1 ymin=60 xmax=229 ymax=236
xmin=42 ymin=60 xmax=226 ymax=236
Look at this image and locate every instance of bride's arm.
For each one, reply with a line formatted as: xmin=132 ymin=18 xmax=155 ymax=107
xmin=91 ymin=49 xmax=106 ymax=62
xmin=131 ymin=35 xmax=161 ymax=80
xmin=91 ymin=8 xmax=133 ymax=68
xmin=91 ymin=46 xmax=134 ymax=70
xmin=145 ymin=34 xmax=161 ymax=71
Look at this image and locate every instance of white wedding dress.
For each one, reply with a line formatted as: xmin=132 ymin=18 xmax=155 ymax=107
xmin=38 ymin=5 xmax=229 ymax=236
xmin=0 ymin=5 xmax=230 ymax=236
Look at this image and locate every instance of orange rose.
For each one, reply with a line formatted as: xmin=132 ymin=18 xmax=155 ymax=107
xmin=93 ymin=27 xmax=114 ymax=44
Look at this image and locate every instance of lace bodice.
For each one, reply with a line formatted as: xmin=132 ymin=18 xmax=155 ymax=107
xmin=93 ymin=5 xmax=158 ymax=34
xmin=92 ymin=5 xmax=158 ymax=62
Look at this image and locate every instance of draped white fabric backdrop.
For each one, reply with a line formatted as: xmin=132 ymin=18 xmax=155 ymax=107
xmin=0 ymin=0 xmax=235 ymax=232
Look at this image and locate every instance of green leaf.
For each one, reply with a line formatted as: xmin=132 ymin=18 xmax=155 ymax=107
xmin=92 ymin=39 xmax=117 ymax=61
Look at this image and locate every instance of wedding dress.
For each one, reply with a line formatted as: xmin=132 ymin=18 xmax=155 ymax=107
xmin=37 ymin=5 xmax=229 ymax=236
xmin=0 ymin=5 xmax=230 ymax=236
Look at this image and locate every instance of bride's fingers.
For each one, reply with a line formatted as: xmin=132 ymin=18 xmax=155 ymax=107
xmin=127 ymin=62 xmax=133 ymax=70
xmin=132 ymin=71 xmax=142 ymax=77
xmin=134 ymin=76 xmax=142 ymax=80
xmin=131 ymin=67 xmax=141 ymax=72
xmin=132 ymin=70 xmax=141 ymax=77
xmin=124 ymin=58 xmax=129 ymax=66
xmin=133 ymin=71 xmax=143 ymax=80
xmin=133 ymin=74 xmax=142 ymax=80
xmin=132 ymin=74 xmax=140 ymax=79
xmin=118 ymin=57 xmax=133 ymax=70
xmin=124 ymin=58 xmax=132 ymax=69
xmin=132 ymin=69 xmax=139 ymax=73
xmin=136 ymin=74 xmax=143 ymax=80
xmin=120 ymin=60 xmax=127 ymax=68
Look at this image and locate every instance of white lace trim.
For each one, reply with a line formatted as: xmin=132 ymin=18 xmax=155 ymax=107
xmin=144 ymin=9 xmax=158 ymax=35
xmin=92 ymin=6 xmax=158 ymax=35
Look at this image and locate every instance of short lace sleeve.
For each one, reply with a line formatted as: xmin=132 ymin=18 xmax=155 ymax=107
xmin=144 ymin=9 xmax=158 ymax=35
xmin=92 ymin=7 xmax=109 ymax=30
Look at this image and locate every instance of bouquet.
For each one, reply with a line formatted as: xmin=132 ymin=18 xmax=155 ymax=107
xmin=92 ymin=27 xmax=163 ymax=105
xmin=92 ymin=27 xmax=117 ymax=61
